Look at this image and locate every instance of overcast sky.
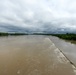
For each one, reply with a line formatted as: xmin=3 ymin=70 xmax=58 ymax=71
xmin=0 ymin=0 xmax=76 ymax=33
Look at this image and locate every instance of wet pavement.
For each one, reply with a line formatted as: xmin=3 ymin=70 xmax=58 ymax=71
xmin=0 ymin=35 xmax=76 ymax=75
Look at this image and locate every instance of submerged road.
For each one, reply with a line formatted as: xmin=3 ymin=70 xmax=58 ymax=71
xmin=0 ymin=35 xmax=76 ymax=75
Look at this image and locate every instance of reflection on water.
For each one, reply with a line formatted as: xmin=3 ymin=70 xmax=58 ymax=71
xmin=0 ymin=35 xmax=75 ymax=75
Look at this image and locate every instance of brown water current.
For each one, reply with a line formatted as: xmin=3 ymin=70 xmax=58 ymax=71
xmin=0 ymin=35 xmax=76 ymax=75
xmin=49 ymin=36 xmax=76 ymax=67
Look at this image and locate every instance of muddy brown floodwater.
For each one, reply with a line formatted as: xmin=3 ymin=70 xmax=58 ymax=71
xmin=0 ymin=35 xmax=76 ymax=75
xmin=49 ymin=36 xmax=76 ymax=67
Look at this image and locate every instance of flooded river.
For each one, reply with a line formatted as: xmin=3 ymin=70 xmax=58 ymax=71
xmin=49 ymin=36 xmax=76 ymax=67
xmin=0 ymin=35 xmax=76 ymax=75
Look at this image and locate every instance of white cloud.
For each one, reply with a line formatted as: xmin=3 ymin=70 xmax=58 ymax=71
xmin=0 ymin=0 xmax=76 ymax=33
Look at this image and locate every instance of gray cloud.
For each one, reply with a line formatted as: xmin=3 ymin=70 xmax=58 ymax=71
xmin=0 ymin=0 xmax=76 ymax=33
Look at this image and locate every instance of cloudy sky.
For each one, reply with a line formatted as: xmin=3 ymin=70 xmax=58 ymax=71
xmin=0 ymin=0 xmax=76 ymax=33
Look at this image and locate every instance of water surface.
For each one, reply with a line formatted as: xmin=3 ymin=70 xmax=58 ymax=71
xmin=0 ymin=35 xmax=75 ymax=75
xmin=49 ymin=36 xmax=76 ymax=66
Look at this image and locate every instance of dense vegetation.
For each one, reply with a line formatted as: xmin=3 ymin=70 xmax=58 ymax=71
xmin=51 ymin=33 xmax=76 ymax=40
xmin=0 ymin=32 xmax=28 ymax=36
xmin=31 ymin=33 xmax=76 ymax=41
xmin=0 ymin=32 xmax=76 ymax=41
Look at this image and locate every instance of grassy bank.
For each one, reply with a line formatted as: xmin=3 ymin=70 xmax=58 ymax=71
xmin=31 ymin=33 xmax=76 ymax=41
xmin=51 ymin=34 xmax=76 ymax=40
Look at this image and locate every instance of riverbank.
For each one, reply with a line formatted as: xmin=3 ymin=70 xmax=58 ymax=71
xmin=0 ymin=32 xmax=28 ymax=36
xmin=51 ymin=34 xmax=76 ymax=41
xmin=0 ymin=32 xmax=76 ymax=42
xmin=49 ymin=36 xmax=76 ymax=69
